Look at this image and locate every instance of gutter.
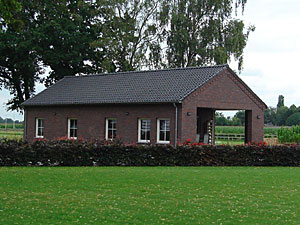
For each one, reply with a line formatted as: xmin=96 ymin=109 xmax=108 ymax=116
xmin=173 ymin=103 xmax=178 ymax=148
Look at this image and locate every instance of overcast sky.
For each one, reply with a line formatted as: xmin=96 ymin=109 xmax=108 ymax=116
xmin=1 ymin=0 xmax=300 ymax=120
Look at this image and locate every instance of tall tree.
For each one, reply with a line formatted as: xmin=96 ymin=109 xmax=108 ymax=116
xmin=0 ymin=0 xmax=41 ymax=111
xmin=92 ymin=0 xmax=168 ymax=72
xmin=165 ymin=0 xmax=254 ymax=70
xmin=0 ymin=0 xmax=104 ymax=111
xmin=34 ymin=0 xmax=104 ymax=86
xmin=1 ymin=0 xmax=254 ymax=111
xmin=277 ymin=95 xmax=284 ymax=109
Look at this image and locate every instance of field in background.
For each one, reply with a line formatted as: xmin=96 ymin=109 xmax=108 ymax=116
xmin=0 ymin=123 xmax=23 ymax=129
xmin=215 ymin=126 xmax=280 ymax=144
xmin=1 ymin=167 xmax=299 ymax=224
xmin=215 ymin=140 xmax=244 ymax=145
xmin=215 ymin=126 xmax=280 ymax=135
xmin=0 ymin=130 xmax=23 ymax=140
xmin=0 ymin=122 xmax=23 ymax=140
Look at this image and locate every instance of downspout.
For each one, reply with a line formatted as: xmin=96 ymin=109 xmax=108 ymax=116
xmin=23 ymin=109 xmax=27 ymax=141
xmin=173 ymin=103 xmax=178 ymax=148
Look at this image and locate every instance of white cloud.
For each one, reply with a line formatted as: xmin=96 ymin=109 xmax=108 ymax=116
xmin=231 ymin=0 xmax=300 ymax=109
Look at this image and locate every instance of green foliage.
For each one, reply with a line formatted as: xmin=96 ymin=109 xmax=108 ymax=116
xmin=215 ymin=126 xmax=244 ymax=134
xmin=286 ymin=113 xmax=300 ymax=127
xmin=276 ymin=106 xmax=289 ymax=126
xmin=93 ymin=0 xmax=167 ymax=72
xmin=34 ymin=0 xmax=103 ymax=85
xmin=277 ymin=95 xmax=284 ymax=109
xmin=264 ymin=106 xmax=277 ymax=125
xmin=0 ymin=0 xmax=103 ymax=110
xmin=215 ymin=111 xmax=244 ymax=126
xmin=1 ymin=0 xmax=254 ymax=111
xmin=216 ymin=126 xmax=280 ymax=136
xmin=264 ymin=127 xmax=280 ymax=135
xmin=0 ymin=0 xmax=22 ymax=29
xmin=0 ymin=25 xmax=41 ymax=110
xmin=265 ymin=95 xmax=300 ymax=126
xmin=0 ymin=123 xmax=23 ymax=129
xmin=277 ymin=125 xmax=300 ymax=144
xmin=166 ymin=0 xmax=254 ymax=70
xmin=1 ymin=139 xmax=300 ymax=166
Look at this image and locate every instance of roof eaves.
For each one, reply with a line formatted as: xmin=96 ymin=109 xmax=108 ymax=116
xmin=21 ymin=77 xmax=67 ymax=106
xmin=22 ymin=100 xmax=182 ymax=107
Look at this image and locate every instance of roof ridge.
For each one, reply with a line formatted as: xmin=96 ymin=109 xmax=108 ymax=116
xmin=64 ymin=64 xmax=228 ymax=78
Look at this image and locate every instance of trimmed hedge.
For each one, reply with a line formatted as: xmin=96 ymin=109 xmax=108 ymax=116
xmin=1 ymin=139 xmax=300 ymax=166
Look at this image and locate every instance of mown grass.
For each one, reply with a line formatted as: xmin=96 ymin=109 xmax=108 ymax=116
xmin=0 ymin=167 xmax=300 ymax=224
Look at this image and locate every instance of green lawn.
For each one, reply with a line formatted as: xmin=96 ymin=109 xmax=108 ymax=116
xmin=1 ymin=167 xmax=300 ymax=224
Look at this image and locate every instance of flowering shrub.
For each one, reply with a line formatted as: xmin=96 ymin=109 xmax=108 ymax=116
xmin=183 ymin=138 xmax=206 ymax=146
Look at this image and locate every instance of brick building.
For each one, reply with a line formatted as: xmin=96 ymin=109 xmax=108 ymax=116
xmin=22 ymin=65 xmax=267 ymax=146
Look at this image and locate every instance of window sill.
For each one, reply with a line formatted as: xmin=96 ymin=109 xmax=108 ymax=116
xmin=35 ymin=136 xmax=44 ymax=139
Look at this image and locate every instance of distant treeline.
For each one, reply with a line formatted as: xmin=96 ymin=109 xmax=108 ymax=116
xmin=0 ymin=117 xmax=23 ymax=124
xmin=216 ymin=111 xmax=245 ymax=126
xmin=264 ymin=95 xmax=300 ymax=126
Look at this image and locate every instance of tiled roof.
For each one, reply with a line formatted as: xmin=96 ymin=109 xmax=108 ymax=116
xmin=22 ymin=65 xmax=228 ymax=106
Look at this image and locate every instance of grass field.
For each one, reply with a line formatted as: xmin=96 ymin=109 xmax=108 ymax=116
xmin=0 ymin=167 xmax=300 ymax=224
xmin=215 ymin=140 xmax=244 ymax=145
xmin=215 ymin=126 xmax=280 ymax=135
xmin=0 ymin=130 xmax=23 ymax=140
xmin=0 ymin=123 xmax=23 ymax=129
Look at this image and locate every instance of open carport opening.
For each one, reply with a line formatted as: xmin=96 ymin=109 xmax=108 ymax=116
xmin=196 ymin=108 xmax=248 ymax=145
xmin=214 ymin=110 xmax=246 ymax=145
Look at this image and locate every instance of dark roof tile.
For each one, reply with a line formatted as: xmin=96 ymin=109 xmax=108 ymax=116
xmin=22 ymin=65 xmax=227 ymax=106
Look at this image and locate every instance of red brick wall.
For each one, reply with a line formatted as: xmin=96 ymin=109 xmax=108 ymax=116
xmin=180 ymin=69 xmax=265 ymax=143
xmin=25 ymin=104 xmax=181 ymax=145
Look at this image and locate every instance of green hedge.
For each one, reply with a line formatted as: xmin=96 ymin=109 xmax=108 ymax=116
xmin=0 ymin=139 xmax=300 ymax=166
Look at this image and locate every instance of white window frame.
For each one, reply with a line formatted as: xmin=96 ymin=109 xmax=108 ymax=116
xmin=68 ymin=118 xmax=77 ymax=139
xmin=157 ymin=118 xmax=170 ymax=144
xmin=105 ymin=118 xmax=117 ymax=140
xmin=138 ymin=118 xmax=151 ymax=143
xmin=35 ymin=118 xmax=44 ymax=138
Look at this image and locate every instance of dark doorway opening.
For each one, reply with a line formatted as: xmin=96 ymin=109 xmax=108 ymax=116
xmin=196 ymin=108 xmax=215 ymax=144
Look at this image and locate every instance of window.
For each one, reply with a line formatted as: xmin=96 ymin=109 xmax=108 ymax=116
xmin=35 ymin=118 xmax=44 ymax=138
xmin=68 ymin=119 xmax=77 ymax=139
xmin=106 ymin=118 xmax=117 ymax=140
xmin=157 ymin=119 xmax=170 ymax=144
xmin=138 ymin=119 xmax=151 ymax=143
